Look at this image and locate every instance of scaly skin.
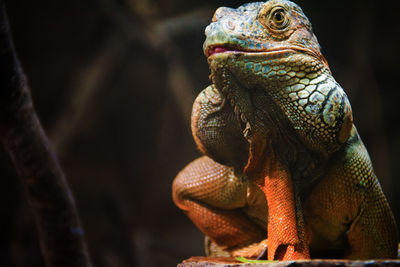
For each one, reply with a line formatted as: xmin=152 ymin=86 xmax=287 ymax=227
xmin=172 ymin=0 xmax=398 ymax=260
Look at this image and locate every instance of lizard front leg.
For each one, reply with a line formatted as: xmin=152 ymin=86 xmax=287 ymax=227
xmin=172 ymin=156 xmax=268 ymax=257
xmin=305 ymin=128 xmax=398 ymax=259
xmin=341 ymin=134 xmax=398 ymax=259
xmin=245 ymin=149 xmax=311 ymax=261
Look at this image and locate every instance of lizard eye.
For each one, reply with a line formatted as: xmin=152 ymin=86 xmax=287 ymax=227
xmin=273 ymin=10 xmax=284 ymax=24
xmin=270 ymin=7 xmax=289 ymax=30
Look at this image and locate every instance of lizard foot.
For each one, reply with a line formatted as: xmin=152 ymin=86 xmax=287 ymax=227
xmin=230 ymin=239 xmax=268 ymax=259
xmin=205 ymin=236 xmax=268 ymax=259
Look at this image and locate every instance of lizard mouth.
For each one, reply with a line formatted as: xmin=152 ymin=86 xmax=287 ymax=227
xmin=205 ymin=44 xmax=328 ymax=67
xmin=206 ymin=45 xmax=241 ymax=57
xmin=205 ymin=44 xmax=255 ymax=57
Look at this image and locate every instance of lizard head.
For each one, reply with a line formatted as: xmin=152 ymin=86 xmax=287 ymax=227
xmin=204 ymin=0 xmax=327 ymax=67
xmin=196 ymin=0 xmax=353 ymax=171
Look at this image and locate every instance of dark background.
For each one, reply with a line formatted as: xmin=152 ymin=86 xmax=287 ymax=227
xmin=1 ymin=0 xmax=399 ymax=266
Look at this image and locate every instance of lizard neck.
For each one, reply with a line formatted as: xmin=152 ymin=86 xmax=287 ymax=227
xmin=209 ymin=52 xmax=351 ymax=192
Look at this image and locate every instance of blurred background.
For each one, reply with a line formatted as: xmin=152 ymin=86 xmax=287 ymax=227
xmin=0 ymin=0 xmax=398 ymax=266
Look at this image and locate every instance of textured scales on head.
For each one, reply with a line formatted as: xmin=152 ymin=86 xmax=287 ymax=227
xmin=199 ymin=0 xmax=353 ymax=171
xmin=204 ymin=1 xmax=321 ymax=58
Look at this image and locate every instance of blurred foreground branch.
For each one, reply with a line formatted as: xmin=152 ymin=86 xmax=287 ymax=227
xmin=0 ymin=4 xmax=92 ymax=267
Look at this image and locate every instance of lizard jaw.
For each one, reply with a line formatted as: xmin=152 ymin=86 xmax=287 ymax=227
xmin=205 ymin=44 xmax=329 ymax=69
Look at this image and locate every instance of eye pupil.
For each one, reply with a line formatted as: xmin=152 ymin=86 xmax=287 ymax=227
xmin=273 ymin=10 xmax=286 ymax=24
xmin=262 ymin=7 xmax=289 ymax=30
xmin=275 ymin=12 xmax=282 ymax=22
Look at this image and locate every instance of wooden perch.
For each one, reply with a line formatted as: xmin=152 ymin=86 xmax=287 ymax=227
xmin=0 ymin=3 xmax=92 ymax=267
xmin=179 ymin=257 xmax=400 ymax=267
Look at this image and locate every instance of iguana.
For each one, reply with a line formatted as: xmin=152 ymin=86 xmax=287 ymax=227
xmin=172 ymin=0 xmax=398 ymax=261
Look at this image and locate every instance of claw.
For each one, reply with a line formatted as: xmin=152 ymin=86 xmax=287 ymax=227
xmin=243 ymin=122 xmax=251 ymax=138
xmin=256 ymin=245 xmax=268 ymax=260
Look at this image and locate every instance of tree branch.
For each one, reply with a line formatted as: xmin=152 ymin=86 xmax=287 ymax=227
xmin=0 ymin=3 xmax=92 ymax=267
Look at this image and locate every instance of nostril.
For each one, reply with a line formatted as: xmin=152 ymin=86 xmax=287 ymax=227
xmin=227 ymin=20 xmax=235 ymax=30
